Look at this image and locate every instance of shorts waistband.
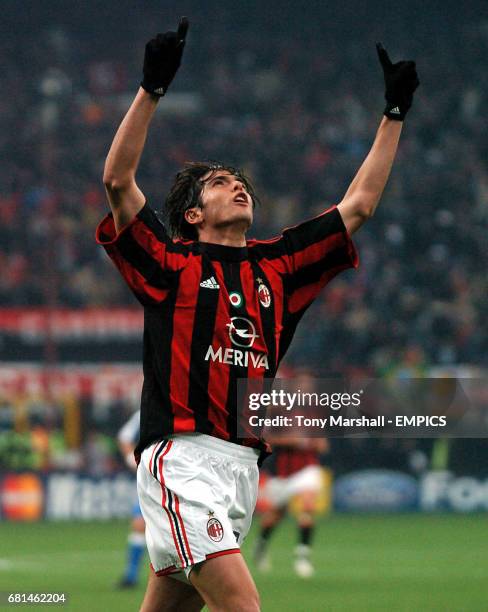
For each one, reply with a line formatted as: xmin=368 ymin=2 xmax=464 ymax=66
xmin=169 ymin=433 xmax=259 ymax=465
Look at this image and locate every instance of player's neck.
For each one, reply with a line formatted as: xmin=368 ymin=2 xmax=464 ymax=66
xmin=198 ymin=226 xmax=247 ymax=247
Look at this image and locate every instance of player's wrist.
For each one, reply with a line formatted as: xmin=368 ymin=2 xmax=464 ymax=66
xmin=140 ymin=81 xmax=166 ymax=97
xmin=383 ymin=103 xmax=407 ymax=121
xmin=138 ymin=84 xmax=163 ymax=102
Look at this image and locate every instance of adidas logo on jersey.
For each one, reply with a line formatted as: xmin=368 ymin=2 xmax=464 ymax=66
xmin=200 ymin=276 xmax=220 ymax=289
xmin=390 ymin=106 xmax=401 ymax=114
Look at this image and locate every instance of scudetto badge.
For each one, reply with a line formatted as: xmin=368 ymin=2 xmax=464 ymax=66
xmin=207 ymin=517 xmax=224 ymax=542
xmin=229 ymin=291 xmax=243 ymax=308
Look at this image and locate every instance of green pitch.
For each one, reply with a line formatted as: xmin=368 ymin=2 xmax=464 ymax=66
xmin=0 ymin=515 xmax=486 ymax=611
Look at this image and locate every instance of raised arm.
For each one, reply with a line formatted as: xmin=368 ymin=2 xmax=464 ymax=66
xmin=103 ymin=17 xmax=189 ymax=232
xmin=338 ymin=43 xmax=419 ymax=235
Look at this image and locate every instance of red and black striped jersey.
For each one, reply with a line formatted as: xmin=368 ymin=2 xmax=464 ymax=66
xmin=96 ymin=202 xmax=358 ymax=461
xmin=272 ymin=447 xmax=320 ymax=478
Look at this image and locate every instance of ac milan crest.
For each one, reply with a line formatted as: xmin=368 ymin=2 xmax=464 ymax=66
xmin=207 ymin=517 xmax=224 ymax=542
xmin=257 ymin=282 xmax=271 ymax=308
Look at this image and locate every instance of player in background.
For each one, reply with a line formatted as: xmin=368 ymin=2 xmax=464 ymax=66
xmin=254 ymin=436 xmax=328 ymax=578
xmin=117 ymin=410 xmax=146 ymax=589
xmin=254 ymin=369 xmax=328 ymax=578
xmin=96 ymin=16 xmax=419 ymax=612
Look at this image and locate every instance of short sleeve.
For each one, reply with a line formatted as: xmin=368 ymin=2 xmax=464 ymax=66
xmin=249 ymin=206 xmax=358 ymax=314
xmin=96 ymin=203 xmax=190 ymax=305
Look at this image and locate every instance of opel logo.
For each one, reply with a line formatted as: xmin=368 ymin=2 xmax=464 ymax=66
xmin=226 ymin=317 xmax=259 ymax=348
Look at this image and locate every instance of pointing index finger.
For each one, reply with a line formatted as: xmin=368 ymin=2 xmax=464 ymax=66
xmin=177 ymin=16 xmax=189 ymax=43
xmin=376 ymin=42 xmax=393 ymax=69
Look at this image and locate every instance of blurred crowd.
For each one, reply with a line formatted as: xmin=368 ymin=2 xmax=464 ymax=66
xmin=1 ymin=2 xmax=487 ymax=374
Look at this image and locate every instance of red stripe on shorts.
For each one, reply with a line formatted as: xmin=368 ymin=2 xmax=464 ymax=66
xmin=205 ymin=548 xmax=241 ymax=560
xmin=157 ymin=441 xmax=185 ymax=567
xmin=174 ymin=493 xmax=195 ymax=565
xmin=149 ymin=441 xmax=159 ymax=474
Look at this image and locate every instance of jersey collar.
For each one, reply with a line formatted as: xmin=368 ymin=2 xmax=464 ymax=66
xmin=195 ymin=241 xmax=248 ymax=262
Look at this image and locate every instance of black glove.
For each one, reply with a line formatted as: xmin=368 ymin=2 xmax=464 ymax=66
xmin=141 ymin=17 xmax=189 ymax=96
xmin=376 ymin=43 xmax=419 ymax=121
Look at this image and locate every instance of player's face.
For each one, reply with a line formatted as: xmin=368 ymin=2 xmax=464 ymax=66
xmin=197 ymin=170 xmax=254 ymax=234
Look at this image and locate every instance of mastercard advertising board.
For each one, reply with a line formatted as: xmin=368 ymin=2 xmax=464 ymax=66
xmin=0 ymin=473 xmax=44 ymax=521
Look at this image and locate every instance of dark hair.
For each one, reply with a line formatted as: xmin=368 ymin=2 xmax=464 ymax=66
xmin=164 ymin=161 xmax=260 ymax=240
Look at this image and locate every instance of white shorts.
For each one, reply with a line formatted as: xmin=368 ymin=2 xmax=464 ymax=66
xmin=137 ymin=433 xmax=259 ymax=581
xmin=263 ymin=465 xmax=323 ymax=509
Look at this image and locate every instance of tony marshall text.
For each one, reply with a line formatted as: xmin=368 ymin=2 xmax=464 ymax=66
xmin=249 ymin=415 xmax=447 ymax=428
xmin=249 ymin=415 xmax=383 ymax=428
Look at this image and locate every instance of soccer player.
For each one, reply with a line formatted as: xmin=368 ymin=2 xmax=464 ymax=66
xmin=96 ymin=17 xmax=418 ymax=612
xmin=254 ymin=436 xmax=328 ymax=578
xmin=116 ymin=409 xmax=146 ymax=588
xmin=254 ymin=369 xmax=329 ymax=578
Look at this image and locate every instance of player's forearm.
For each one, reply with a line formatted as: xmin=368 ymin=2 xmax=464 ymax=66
xmin=103 ymin=87 xmax=159 ymax=188
xmin=118 ymin=440 xmax=137 ymax=471
xmin=343 ymin=117 xmax=402 ymax=217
